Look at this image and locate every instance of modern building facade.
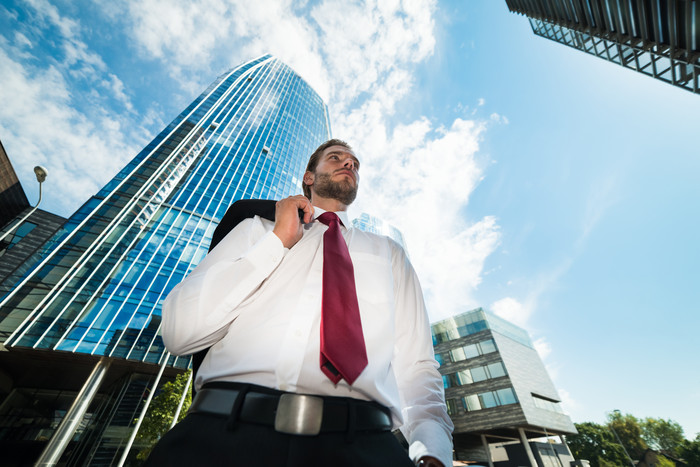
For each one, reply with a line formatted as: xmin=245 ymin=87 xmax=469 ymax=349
xmin=432 ymin=308 xmax=577 ymax=466
xmin=0 ymin=139 xmax=31 ymax=229
xmin=506 ymin=0 xmax=700 ymax=95
xmin=0 ymin=145 xmax=66 ymax=288
xmin=0 ymin=54 xmax=331 ymax=465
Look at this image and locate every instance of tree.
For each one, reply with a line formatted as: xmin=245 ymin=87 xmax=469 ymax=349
xmin=607 ymin=411 xmax=648 ymax=461
xmin=679 ymin=434 xmax=700 ymax=466
xmin=640 ymin=417 xmax=685 ymax=455
xmin=135 ymin=370 xmax=192 ymax=462
xmin=567 ymin=422 xmax=630 ymax=467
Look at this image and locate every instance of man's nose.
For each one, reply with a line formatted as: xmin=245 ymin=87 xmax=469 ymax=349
xmin=343 ymin=158 xmax=355 ymax=169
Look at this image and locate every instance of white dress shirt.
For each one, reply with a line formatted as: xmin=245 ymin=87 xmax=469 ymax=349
xmin=162 ymin=207 xmax=454 ymax=466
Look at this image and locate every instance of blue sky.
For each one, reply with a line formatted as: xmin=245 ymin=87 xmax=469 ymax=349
xmin=1 ymin=0 xmax=698 ymax=438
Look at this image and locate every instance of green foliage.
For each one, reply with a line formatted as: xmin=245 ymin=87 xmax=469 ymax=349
xmin=567 ymin=422 xmax=630 ymax=467
xmin=654 ymin=455 xmax=675 ymax=467
xmin=640 ymin=417 xmax=685 ymax=455
xmin=679 ymin=434 xmax=700 ymax=466
xmin=135 ymin=370 xmax=192 ymax=462
xmin=606 ymin=411 xmax=648 ymax=460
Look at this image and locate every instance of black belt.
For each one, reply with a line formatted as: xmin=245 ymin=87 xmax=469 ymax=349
xmin=188 ymin=383 xmax=393 ymax=436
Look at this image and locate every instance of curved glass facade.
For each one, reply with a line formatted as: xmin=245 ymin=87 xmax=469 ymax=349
xmin=0 ymin=55 xmax=331 ymax=369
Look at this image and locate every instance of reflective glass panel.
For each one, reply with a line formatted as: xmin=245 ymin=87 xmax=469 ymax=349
xmin=487 ymin=362 xmax=506 ymax=378
xmin=479 ymin=339 xmax=496 ymax=354
xmin=470 ymin=366 xmax=487 ymax=383
xmin=496 ymin=388 xmax=517 ymax=405
xmin=450 ymin=347 xmax=466 ymax=362
xmin=463 ymin=394 xmax=481 ymax=411
xmin=479 ymin=391 xmax=498 ymax=409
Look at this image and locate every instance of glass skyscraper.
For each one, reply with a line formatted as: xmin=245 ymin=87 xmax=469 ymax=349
xmin=0 ymin=55 xmax=330 ymax=465
xmin=506 ymin=0 xmax=699 ymax=95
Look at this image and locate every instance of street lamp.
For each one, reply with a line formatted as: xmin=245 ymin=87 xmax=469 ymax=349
xmin=0 ymin=165 xmax=49 ymax=245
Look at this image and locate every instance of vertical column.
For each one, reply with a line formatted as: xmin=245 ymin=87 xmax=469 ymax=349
xmin=170 ymin=370 xmax=192 ymax=429
xmin=480 ymin=434 xmax=494 ymax=467
xmin=35 ymin=357 xmax=111 ymax=466
xmin=560 ymin=435 xmax=574 ymax=458
xmin=518 ymin=427 xmax=538 ymax=467
xmin=117 ymin=355 xmax=169 ymax=467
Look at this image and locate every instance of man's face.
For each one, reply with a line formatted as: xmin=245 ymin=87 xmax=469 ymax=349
xmin=304 ymin=145 xmax=360 ymax=206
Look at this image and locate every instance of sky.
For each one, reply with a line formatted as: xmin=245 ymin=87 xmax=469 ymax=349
xmin=1 ymin=0 xmax=699 ymax=439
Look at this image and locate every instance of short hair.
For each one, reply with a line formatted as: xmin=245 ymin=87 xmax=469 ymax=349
xmin=302 ymin=138 xmax=353 ymax=199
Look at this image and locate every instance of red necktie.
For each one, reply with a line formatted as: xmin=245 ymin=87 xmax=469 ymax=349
xmin=317 ymin=212 xmax=368 ymax=385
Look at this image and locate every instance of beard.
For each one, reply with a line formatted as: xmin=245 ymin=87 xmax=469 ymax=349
xmin=312 ymin=171 xmax=358 ymax=205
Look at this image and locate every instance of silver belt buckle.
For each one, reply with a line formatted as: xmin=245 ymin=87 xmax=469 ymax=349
xmin=274 ymin=393 xmax=324 ymax=435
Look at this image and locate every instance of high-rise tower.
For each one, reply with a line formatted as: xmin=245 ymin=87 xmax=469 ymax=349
xmin=506 ymin=0 xmax=699 ymax=95
xmin=0 ymin=55 xmax=331 ymax=465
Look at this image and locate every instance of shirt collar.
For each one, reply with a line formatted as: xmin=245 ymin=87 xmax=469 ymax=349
xmin=313 ymin=206 xmax=350 ymax=228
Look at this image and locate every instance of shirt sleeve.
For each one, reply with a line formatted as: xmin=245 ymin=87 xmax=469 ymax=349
xmin=161 ymin=216 xmax=285 ymax=356
xmin=391 ymin=241 xmax=454 ymax=467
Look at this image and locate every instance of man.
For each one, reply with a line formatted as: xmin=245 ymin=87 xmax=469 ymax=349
xmin=151 ymin=139 xmax=453 ymax=466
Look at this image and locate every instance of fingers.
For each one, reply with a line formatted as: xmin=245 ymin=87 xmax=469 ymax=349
xmin=272 ymin=195 xmax=314 ymax=248
xmin=277 ymin=195 xmax=314 ymax=223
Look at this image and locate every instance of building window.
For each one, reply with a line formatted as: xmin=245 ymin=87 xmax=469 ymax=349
xmin=441 ymin=361 xmax=507 ymax=389
xmin=461 ymin=387 xmax=518 ymax=412
xmin=496 ymin=388 xmax=517 ymax=405
xmin=532 ymin=394 xmax=564 ymax=413
xmin=0 ymin=221 xmax=37 ymax=253
xmin=446 ymin=398 xmax=458 ymax=415
xmin=447 ymin=337 xmax=498 ymax=363
xmin=449 ymin=347 xmax=466 ymax=362
xmin=487 ymin=362 xmax=506 ymax=378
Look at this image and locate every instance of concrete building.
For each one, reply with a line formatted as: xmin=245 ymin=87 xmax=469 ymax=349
xmin=432 ymin=308 xmax=577 ymax=466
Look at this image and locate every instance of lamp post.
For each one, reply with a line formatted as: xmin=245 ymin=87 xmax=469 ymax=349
xmin=0 ymin=166 xmax=48 ymax=245
xmin=609 ymin=410 xmax=635 ymax=467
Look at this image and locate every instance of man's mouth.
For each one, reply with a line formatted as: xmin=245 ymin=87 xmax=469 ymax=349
xmin=335 ymin=170 xmax=355 ymax=180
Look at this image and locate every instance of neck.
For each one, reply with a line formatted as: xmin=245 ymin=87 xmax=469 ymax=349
xmin=310 ymin=195 xmax=348 ymax=213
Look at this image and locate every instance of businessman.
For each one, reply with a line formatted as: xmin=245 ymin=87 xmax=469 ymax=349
xmin=149 ymin=139 xmax=453 ymax=466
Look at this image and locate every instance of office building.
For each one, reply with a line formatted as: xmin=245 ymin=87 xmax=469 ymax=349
xmin=0 ymin=54 xmax=331 ymax=465
xmin=0 ymin=144 xmax=66 ymax=294
xmin=432 ymin=308 xmax=577 ymax=466
xmin=506 ymin=0 xmax=700 ymax=94
xmin=0 ymin=139 xmax=31 ymax=229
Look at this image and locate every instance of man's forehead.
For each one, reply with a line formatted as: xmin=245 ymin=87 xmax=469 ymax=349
xmin=323 ymin=145 xmax=359 ymax=162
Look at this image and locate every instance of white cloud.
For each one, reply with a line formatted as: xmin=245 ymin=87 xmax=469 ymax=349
xmin=14 ymin=31 xmax=32 ymax=48
xmin=533 ymin=337 xmax=551 ymax=360
xmin=580 ymin=172 xmax=620 ymax=244
xmin=0 ymin=48 xmax=139 ymax=215
xmin=343 ymin=112 xmax=501 ymax=320
xmin=557 ymin=388 xmax=579 ymax=416
xmin=2 ymin=0 xmax=502 ymax=326
xmin=491 ymin=296 xmax=531 ymax=327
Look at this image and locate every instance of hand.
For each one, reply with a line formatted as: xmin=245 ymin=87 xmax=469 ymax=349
xmin=417 ymin=456 xmax=444 ymax=467
xmin=272 ymin=195 xmax=314 ymax=248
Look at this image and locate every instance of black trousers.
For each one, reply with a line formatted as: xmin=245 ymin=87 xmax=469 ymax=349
xmin=145 ymin=403 xmax=414 ymax=467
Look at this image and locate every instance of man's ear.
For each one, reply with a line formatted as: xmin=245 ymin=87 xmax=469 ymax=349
xmin=303 ymin=171 xmax=314 ymax=186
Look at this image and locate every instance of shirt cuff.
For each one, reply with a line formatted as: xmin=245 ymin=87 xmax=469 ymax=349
xmin=245 ymin=230 xmax=286 ymax=271
xmin=408 ymin=421 xmax=453 ymax=467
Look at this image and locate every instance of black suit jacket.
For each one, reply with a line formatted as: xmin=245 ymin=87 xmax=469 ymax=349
xmin=190 ymin=199 xmax=277 ymax=391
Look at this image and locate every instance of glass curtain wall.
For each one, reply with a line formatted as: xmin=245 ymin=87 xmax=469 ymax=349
xmin=0 ymin=55 xmax=331 ymax=369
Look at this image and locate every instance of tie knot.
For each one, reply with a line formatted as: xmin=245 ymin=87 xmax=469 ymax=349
xmin=318 ymin=211 xmax=342 ymax=227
